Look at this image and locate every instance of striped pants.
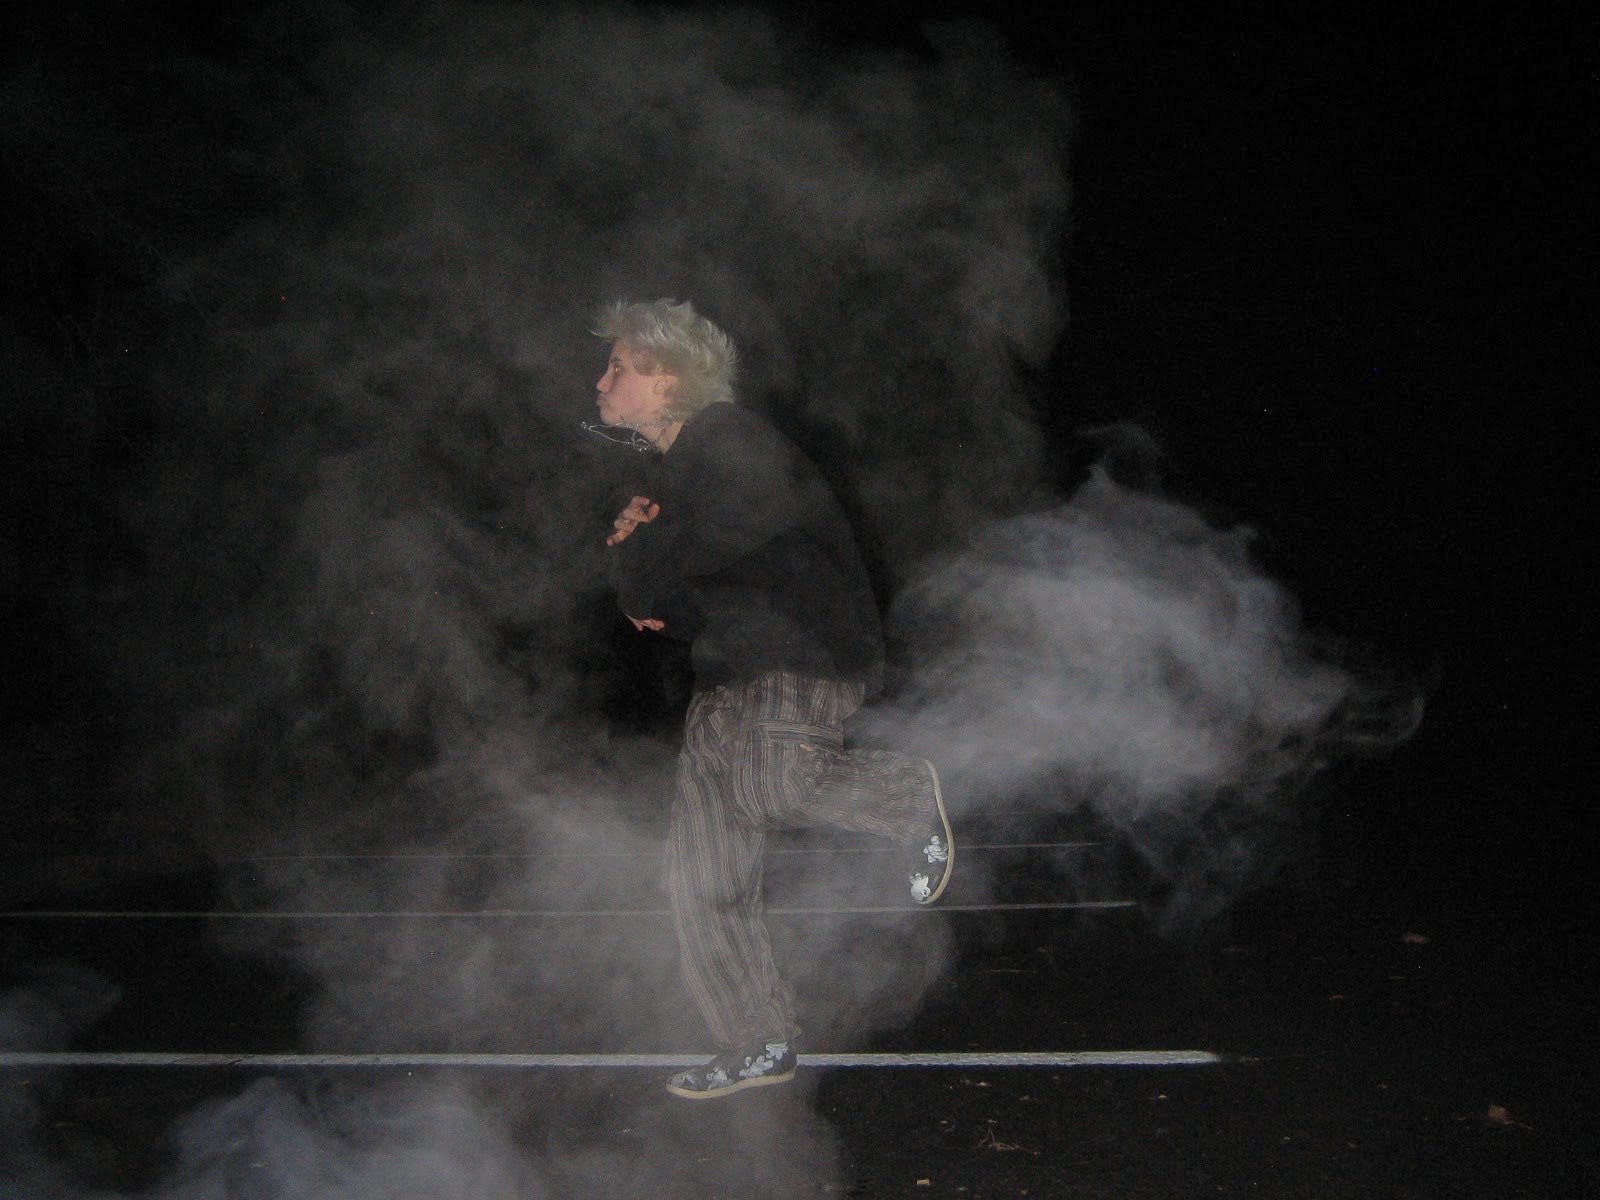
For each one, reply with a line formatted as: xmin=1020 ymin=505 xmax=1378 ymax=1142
xmin=666 ymin=671 xmax=937 ymax=1051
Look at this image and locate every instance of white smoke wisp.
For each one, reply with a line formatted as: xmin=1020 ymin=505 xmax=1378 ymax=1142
xmin=127 ymin=1071 xmax=843 ymax=1200
xmin=151 ymin=1078 xmax=548 ymax=1200
xmin=0 ymin=968 xmax=121 ymax=1194
xmin=866 ymin=461 xmax=1420 ymax=924
xmin=888 ymin=466 xmax=1349 ymax=801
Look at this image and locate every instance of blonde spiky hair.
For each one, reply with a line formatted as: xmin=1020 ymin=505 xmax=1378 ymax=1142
xmin=593 ymin=299 xmax=739 ymax=419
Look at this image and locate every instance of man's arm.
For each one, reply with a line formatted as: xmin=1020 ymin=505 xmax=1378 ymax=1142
xmin=605 ymin=495 xmax=666 ymax=630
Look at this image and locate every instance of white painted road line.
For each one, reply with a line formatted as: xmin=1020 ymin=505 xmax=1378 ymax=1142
xmin=0 ymin=901 xmax=1139 ymax=920
xmin=0 ymin=1050 xmax=1222 ymax=1069
xmin=213 ymin=841 xmax=1104 ymax=861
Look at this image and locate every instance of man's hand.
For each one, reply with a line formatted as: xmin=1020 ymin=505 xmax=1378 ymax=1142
xmin=606 ymin=495 xmax=660 ymax=546
xmin=627 ymin=615 xmax=666 ymax=632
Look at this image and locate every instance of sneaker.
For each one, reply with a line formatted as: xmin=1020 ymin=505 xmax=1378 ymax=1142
xmin=664 ymin=1040 xmax=797 ymax=1100
xmin=909 ymin=761 xmax=955 ymax=904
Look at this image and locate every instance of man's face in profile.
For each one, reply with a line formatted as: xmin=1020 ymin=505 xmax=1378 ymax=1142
xmin=596 ymin=340 xmax=674 ymax=429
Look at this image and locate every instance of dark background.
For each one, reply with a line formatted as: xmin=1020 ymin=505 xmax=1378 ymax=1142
xmin=3 ymin=5 xmax=1592 ymax=1197
xmin=4 ymin=0 xmax=1586 ymax=1001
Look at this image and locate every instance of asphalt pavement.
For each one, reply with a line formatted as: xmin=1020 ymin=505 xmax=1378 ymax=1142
xmin=3 ymin=752 xmax=1592 ymax=1199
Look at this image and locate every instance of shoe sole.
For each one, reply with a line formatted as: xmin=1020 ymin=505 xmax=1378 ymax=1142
xmin=664 ymin=1066 xmax=797 ymax=1100
xmin=917 ymin=761 xmax=955 ymax=905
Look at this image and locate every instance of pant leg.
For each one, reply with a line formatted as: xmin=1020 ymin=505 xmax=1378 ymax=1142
xmin=742 ymin=673 xmax=936 ymax=847
xmin=666 ymin=686 xmax=796 ymax=1050
xmin=667 ymin=671 xmax=939 ymax=1051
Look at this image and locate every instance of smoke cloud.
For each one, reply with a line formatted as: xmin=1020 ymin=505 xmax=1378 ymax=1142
xmin=1 ymin=967 xmax=121 ymax=1192
xmin=885 ymin=467 xmax=1349 ymax=801
xmin=7 ymin=0 xmax=1074 ymax=1195
xmin=117 ymin=0 xmax=1070 ymax=1050
xmin=866 ymin=444 xmax=1422 ymax=924
xmin=60 ymin=0 xmax=1075 ymax=851
xmin=5 ymin=0 xmax=1419 ymax=1193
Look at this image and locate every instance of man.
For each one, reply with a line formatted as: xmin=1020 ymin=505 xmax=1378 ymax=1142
xmin=594 ymin=299 xmax=954 ymax=1100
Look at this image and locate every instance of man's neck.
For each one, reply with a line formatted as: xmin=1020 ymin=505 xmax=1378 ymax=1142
xmin=631 ymin=417 xmax=685 ymax=453
xmin=651 ymin=420 xmax=685 ymax=453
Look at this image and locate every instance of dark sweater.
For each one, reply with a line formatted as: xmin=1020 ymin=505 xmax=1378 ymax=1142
xmin=609 ymin=404 xmax=884 ymax=693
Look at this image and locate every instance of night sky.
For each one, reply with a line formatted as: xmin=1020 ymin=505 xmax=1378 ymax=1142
xmin=4 ymin=3 xmax=1586 ymax=919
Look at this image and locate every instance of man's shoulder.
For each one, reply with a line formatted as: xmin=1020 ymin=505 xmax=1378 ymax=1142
xmin=679 ymin=403 xmax=797 ymax=468
xmin=690 ymin=401 xmax=782 ymax=442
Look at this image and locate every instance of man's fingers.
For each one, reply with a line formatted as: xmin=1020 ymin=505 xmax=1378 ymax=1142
xmin=606 ymin=497 xmax=658 ymax=546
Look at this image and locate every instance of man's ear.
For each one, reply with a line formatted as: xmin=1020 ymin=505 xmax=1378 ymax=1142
xmin=654 ymin=374 xmax=679 ymax=397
